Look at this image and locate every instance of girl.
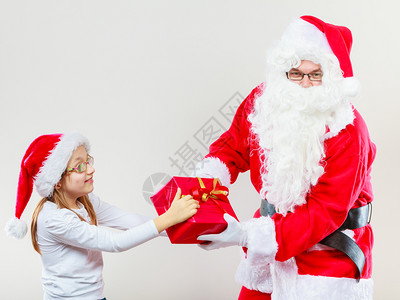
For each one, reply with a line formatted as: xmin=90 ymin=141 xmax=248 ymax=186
xmin=5 ymin=132 xmax=199 ymax=300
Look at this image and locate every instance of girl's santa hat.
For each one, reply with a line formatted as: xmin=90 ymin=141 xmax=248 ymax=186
xmin=268 ymin=15 xmax=360 ymax=97
xmin=5 ymin=132 xmax=90 ymax=239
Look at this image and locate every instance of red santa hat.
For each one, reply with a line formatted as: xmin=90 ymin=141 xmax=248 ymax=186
xmin=300 ymin=15 xmax=354 ymax=78
xmin=5 ymin=132 xmax=90 ymax=239
xmin=269 ymin=15 xmax=360 ymax=96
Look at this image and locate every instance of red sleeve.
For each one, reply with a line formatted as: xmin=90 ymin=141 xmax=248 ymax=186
xmin=205 ymin=83 xmax=264 ymax=184
xmin=273 ymin=111 xmax=376 ymax=261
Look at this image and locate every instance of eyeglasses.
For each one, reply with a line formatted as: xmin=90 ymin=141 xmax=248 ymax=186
xmin=67 ymin=155 xmax=94 ymax=173
xmin=286 ymin=70 xmax=323 ymax=81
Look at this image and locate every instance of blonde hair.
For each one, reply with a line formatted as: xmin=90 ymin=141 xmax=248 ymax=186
xmin=31 ymin=175 xmax=97 ymax=255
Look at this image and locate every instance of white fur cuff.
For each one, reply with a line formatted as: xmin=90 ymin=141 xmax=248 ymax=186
xmin=192 ymin=157 xmax=231 ymax=187
xmin=235 ymin=216 xmax=278 ymax=293
xmin=244 ymin=216 xmax=277 ymax=264
xmin=235 ymin=251 xmax=274 ymax=293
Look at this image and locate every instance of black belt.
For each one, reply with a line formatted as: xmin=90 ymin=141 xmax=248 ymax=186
xmin=260 ymin=199 xmax=371 ymax=281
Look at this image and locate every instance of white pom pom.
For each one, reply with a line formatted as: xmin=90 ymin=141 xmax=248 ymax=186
xmin=5 ymin=217 xmax=28 ymax=239
xmin=341 ymin=77 xmax=361 ymax=97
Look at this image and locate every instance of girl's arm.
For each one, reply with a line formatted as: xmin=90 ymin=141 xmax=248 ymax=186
xmin=45 ymin=213 xmax=159 ymax=252
xmin=45 ymin=189 xmax=198 ymax=252
xmin=89 ymin=193 xmax=153 ymax=230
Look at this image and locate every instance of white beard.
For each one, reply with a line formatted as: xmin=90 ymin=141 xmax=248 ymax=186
xmin=248 ymin=77 xmax=354 ymax=214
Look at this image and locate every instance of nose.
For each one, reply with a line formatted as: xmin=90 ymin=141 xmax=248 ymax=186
xmin=299 ymin=76 xmax=313 ymax=88
xmin=87 ymin=164 xmax=95 ymax=175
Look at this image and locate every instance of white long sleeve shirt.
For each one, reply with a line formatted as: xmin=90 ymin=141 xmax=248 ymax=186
xmin=36 ymin=193 xmax=159 ymax=300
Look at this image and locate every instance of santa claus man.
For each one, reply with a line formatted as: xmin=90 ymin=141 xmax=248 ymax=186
xmin=194 ymin=16 xmax=375 ymax=299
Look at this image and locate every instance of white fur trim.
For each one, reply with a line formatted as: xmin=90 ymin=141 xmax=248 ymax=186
xmin=266 ymin=18 xmax=337 ymax=74
xmin=282 ymin=18 xmax=333 ymax=56
xmin=236 ymin=256 xmax=299 ymax=295
xmin=5 ymin=217 xmax=28 ymax=239
xmin=235 ymin=217 xmax=372 ymax=298
xmin=235 ymin=216 xmax=278 ymax=293
xmin=235 ymin=251 xmax=274 ymax=293
xmin=270 ymin=258 xmax=299 ymax=299
xmin=192 ymin=157 xmax=231 ymax=187
xmin=292 ymin=275 xmax=373 ymax=300
xmin=34 ymin=132 xmax=90 ymax=198
xmin=323 ymin=103 xmax=355 ymax=140
xmin=243 ymin=216 xmax=277 ymax=263
xmin=237 ymin=257 xmax=373 ymax=299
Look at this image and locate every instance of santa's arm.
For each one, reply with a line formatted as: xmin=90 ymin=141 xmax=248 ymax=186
xmin=193 ymin=84 xmax=264 ymax=186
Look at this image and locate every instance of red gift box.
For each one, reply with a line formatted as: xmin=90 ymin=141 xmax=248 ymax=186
xmin=150 ymin=177 xmax=239 ymax=244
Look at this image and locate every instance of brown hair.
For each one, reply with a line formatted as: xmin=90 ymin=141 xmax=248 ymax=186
xmin=31 ymin=177 xmax=98 ymax=255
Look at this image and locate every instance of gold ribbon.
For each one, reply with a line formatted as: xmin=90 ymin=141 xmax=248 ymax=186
xmin=194 ymin=177 xmax=229 ymax=202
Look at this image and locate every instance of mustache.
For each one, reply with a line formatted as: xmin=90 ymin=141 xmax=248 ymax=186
xmin=270 ymin=81 xmax=342 ymax=115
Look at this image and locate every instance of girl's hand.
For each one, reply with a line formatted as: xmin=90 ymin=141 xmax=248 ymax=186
xmin=154 ymin=188 xmax=200 ymax=233
xmin=167 ymin=188 xmax=199 ymax=223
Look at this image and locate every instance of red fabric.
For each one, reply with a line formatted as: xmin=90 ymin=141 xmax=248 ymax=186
xmin=16 ymin=134 xmax=62 ymax=218
xmin=238 ymin=286 xmax=271 ymax=300
xmin=205 ymin=83 xmax=376 ymax=280
xmin=150 ymin=177 xmax=238 ymax=244
xmin=300 ymin=15 xmax=354 ymax=77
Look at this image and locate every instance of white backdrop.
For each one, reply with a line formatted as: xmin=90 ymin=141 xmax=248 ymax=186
xmin=1 ymin=1 xmax=399 ymax=299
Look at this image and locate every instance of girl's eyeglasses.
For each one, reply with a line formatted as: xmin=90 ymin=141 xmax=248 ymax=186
xmin=67 ymin=155 xmax=94 ymax=173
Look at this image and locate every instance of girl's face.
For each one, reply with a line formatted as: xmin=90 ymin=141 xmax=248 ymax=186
xmin=61 ymin=145 xmax=95 ymax=200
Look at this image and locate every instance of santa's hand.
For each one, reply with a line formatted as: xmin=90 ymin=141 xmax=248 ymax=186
xmin=197 ymin=214 xmax=247 ymax=250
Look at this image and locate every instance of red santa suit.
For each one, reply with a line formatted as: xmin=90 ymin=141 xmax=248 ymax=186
xmin=194 ymin=16 xmax=376 ymax=300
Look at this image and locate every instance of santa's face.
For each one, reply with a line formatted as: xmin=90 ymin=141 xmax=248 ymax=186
xmin=287 ymin=60 xmax=323 ymax=88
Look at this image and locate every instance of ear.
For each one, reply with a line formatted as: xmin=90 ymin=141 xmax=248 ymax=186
xmin=55 ymin=181 xmax=62 ymax=190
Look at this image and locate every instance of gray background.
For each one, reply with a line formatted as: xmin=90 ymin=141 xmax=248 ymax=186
xmin=1 ymin=1 xmax=398 ymax=299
